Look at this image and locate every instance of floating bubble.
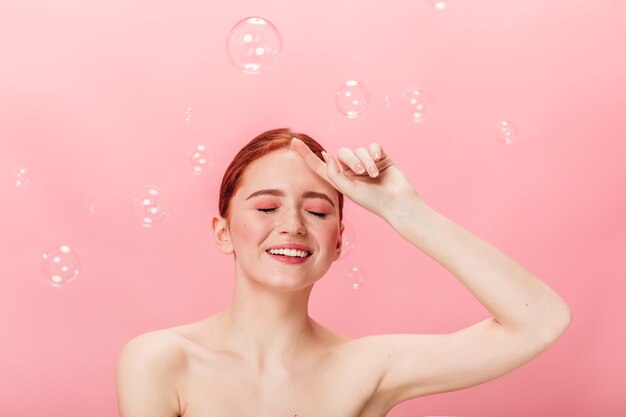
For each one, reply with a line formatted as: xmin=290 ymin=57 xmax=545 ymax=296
xmin=425 ymin=0 xmax=449 ymax=10
xmin=495 ymin=120 xmax=518 ymax=144
xmin=344 ymin=266 xmax=366 ymax=290
xmin=184 ymin=107 xmax=193 ymax=123
xmin=131 ymin=186 xmax=169 ymax=228
xmin=42 ymin=244 xmax=81 ymax=287
xmin=335 ymin=80 xmax=369 ymax=118
xmin=401 ymin=87 xmax=434 ymax=123
xmin=338 ymin=218 xmax=356 ymax=260
xmin=188 ymin=144 xmax=214 ymax=175
xmin=13 ymin=168 xmax=29 ymax=188
xmin=226 ymin=16 xmax=283 ymax=74
xmin=383 ymin=96 xmax=392 ymax=109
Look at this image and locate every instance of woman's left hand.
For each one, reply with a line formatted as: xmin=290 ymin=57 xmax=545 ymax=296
xmin=290 ymin=138 xmax=420 ymax=220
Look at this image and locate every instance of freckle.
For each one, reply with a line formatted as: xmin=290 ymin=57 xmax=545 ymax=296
xmin=525 ymin=303 xmax=529 ymax=307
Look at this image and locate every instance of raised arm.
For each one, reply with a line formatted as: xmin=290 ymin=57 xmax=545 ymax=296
xmin=387 ymin=196 xmax=572 ymax=338
xmin=358 ymin=196 xmax=572 ymax=410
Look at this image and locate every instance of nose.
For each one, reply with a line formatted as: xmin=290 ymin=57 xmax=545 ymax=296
xmin=277 ymin=207 xmax=307 ymax=235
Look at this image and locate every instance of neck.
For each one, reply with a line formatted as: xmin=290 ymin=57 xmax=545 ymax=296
xmin=214 ymin=272 xmax=318 ymax=374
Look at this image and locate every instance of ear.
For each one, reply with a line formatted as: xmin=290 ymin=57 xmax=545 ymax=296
xmin=212 ymin=215 xmax=234 ymax=255
xmin=333 ymin=222 xmax=345 ymax=261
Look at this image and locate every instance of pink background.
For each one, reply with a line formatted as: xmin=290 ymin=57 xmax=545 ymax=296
xmin=1 ymin=0 xmax=625 ymax=416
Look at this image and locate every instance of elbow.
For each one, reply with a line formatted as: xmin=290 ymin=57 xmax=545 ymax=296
xmin=543 ymin=307 xmax=573 ymax=345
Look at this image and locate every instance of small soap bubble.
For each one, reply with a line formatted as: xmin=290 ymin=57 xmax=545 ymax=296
xmin=344 ymin=266 xmax=366 ymax=290
xmin=184 ymin=107 xmax=193 ymax=123
xmin=425 ymin=0 xmax=449 ymax=10
xmin=338 ymin=218 xmax=356 ymax=260
xmin=383 ymin=96 xmax=392 ymax=109
xmin=131 ymin=186 xmax=169 ymax=228
xmin=495 ymin=120 xmax=518 ymax=144
xmin=188 ymin=144 xmax=214 ymax=175
xmin=335 ymin=80 xmax=369 ymax=118
xmin=401 ymin=87 xmax=434 ymax=123
xmin=41 ymin=244 xmax=81 ymax=287
xmin=226 ymin=16 xmax=283 ymax=74
xmin=13 ymin=168 xmax=29 ymax=188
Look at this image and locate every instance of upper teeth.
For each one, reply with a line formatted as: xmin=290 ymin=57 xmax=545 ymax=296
xmin=267 ymin=248 xmax=310 ymax=258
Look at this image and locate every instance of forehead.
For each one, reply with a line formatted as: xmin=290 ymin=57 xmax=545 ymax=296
xmin=236 ymin=149 xmax=336 ymax=202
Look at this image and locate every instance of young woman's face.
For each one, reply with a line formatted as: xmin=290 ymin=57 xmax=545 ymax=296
xmin=224 ymin=148 xmax=344 ymax=290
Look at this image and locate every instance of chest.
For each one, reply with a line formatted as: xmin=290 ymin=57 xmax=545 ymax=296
xmin=178 ymin=351 xmax=386 ymax=417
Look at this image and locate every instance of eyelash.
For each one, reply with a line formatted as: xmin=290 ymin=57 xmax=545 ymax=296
xmin=257 ymin=208 xmax=327 ymax=218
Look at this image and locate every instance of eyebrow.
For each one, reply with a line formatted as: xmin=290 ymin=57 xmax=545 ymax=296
xmin=246 ymin=189 xmax=335 ymax=208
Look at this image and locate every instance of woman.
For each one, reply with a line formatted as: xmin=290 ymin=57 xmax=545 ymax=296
xmin=116 ymin=127 xmax=572 ymax=417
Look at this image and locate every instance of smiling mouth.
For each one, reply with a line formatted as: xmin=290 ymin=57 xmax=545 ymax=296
xmin=265 ymin=249 xmax=313 ymax=259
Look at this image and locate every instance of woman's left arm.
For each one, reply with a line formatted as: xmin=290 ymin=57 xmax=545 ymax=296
xmin=385 ymin=195 xmax=572 ymax=340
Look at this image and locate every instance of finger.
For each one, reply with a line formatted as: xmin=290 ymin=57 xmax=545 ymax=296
xmin=354 ymin=147 xmax=378 ymax=177
xmin=370 ymin=142 xmax=384 ymax=161
xmin=336 ymin=147 xmax=367 ymax=175
xmin=290 ymin=138 xmax=330 ymax=181
xmin=322 ymin=151 xmax=357 ymax=195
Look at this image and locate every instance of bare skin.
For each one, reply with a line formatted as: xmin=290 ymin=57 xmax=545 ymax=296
xmin=116 ymin=139 xmax=572 ymax=417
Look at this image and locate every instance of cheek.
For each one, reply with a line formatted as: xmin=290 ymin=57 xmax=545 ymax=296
xmin=320 ymin=224 xmax=341 ymax=247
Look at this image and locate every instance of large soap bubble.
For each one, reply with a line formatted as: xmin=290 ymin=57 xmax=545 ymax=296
xmin=226 ymin=16 xmax=283 ymax=74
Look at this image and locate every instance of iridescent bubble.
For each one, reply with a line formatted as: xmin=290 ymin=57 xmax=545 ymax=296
xmin=13 ymin=168 xmax=29 ymax=188
xmin=42 ymin=244 xmax=81 ymax=287
xmin=226 ymin=16 xmax=283 ymax=74
xmin=425 ymin=0 xmax=449 ymax=10
xmin=338 ymin=218 xmax=356 ymax=260
xmin=344 ymin=266 xmax=366 ymax=290
xmin=335 ymin=80 xmax=369 ymax=118
xmin=401 ymin=87 xmax=434 ymax=123
xmin=495 ymin=120 xmax=518 ymax=144
xmin=188 ymin=144 xmax=214 ymax=175
xmin=131 ymin=186 xmax=169 ymax=228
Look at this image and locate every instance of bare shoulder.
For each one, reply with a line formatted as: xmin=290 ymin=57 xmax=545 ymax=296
xmin=116 ymin=329 xmax=187 ymax=417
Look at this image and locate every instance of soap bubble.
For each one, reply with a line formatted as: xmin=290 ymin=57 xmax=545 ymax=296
xmin=226 ymin=16 xmax=283 ymax=74
xmin=383 ymin=96 xmax=392 ymax=109
xmin=42 ymin=244 xmax=81 ymax=287
xmin=13 ymin=168 xmax=29 ymax=188
xmin=495 ymin=120 xmax=518 ymax=144
xmin=184 ymin=107 xmax=193 ymax=123
xmin=344 ymin=266 xmax=366 ymax=290
xmin=425 ymin=0 xmax=449 ymax=10
xmin=131 ymin=186 xmax=169 ymax=228
xmin=338 ymin=218 xmax=356 ymax=260
xmin=401 ymin=87 xmax=434 ymax=123
xmin=188 ymin=144 xmax=214 ymax=175
xmin=335 ymin=80 xmax=369 ymax=118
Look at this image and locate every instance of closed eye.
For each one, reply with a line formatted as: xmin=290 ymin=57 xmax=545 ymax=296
xmin=257 ymin=208 xmax=327 ymax=218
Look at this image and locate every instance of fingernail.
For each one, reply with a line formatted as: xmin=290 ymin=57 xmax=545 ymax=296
xmin=368 ymin=166 xmax=379 ymax=177
xmin=354 ymin=163 xmax=365 ymax=174
xmin=373 ymin=151 xmax=380 ymax=160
